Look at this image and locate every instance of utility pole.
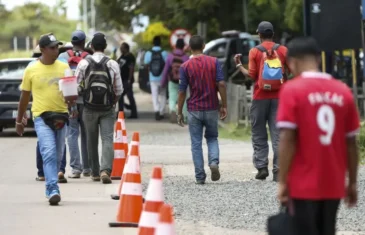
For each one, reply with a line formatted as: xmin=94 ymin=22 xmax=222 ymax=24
xmin=91 ymin=0 xmax=96 ymax=32
xmin=242 ymin=0 xmax=249 ymax=32
xmin=82 ymin=0 xmax=88 ymax=33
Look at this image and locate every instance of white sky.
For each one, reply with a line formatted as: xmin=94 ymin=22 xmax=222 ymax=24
xmin=2 ymin=0 xmax=80 ymax=20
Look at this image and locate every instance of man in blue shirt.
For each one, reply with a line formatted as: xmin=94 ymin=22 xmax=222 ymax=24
xmin=144 ymin=36 xmax=168 ymax=120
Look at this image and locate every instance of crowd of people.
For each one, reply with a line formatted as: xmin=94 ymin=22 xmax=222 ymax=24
xmin=14 ymin=20 xmax=361 ymax=235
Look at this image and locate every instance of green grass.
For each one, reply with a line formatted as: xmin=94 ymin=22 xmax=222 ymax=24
xmin=219 ymin=123 xmax=251 ymax=141
xmin=0 ymin=50 xmax=32 ymax=60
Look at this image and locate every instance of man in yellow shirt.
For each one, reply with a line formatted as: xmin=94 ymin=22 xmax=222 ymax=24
xmin=16 ymin=33 xmax=70 ymax=206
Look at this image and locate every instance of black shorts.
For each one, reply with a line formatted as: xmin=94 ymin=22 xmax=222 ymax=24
xmin=292 ymin=199 xmax=341 ymax=235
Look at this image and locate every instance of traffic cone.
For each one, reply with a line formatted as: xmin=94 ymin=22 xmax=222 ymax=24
xmin=154 ymin=204 xmax=176 ymax=235
xmin=110 ymin=139 xmax=136 ymax=200
xmin=111 ymin=112 xmax=128 ymax=180
xmin=138 ymin=166 xmax=164 ymax=235
xmin=109 ymin=132 xmax=143 ymax=228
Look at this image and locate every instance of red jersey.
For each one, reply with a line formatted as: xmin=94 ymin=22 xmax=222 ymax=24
xmin=248 ymin=41 xmax=289 ymax=100
xmin=276 ymin=71 xmax=360 ymax=200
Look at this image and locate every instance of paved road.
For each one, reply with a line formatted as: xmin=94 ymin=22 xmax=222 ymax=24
xmin=0 ymin=91 xmax=364 ymax=235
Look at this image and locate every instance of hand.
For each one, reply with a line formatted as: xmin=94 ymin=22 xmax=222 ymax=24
xmin=177 ymin=114 xmax=185 ymax=127
xmin=234 ymin=54 xmax=242 ymax=65
xmin=345 ymin=184 xmax=358 ymax=208
xmin=219 ymin=106 xmax=227 ymax=120
xmin=22 ymin=113 xmax=28 ymax=126
xmin=277 ymin=183 xmax=289 ymax=204
xmin=16 ymin=123 xmax=25 ymax=136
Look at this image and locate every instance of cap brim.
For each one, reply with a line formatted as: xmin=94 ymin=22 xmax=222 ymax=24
xmin=48 ymin=41 xmax=63 ymax=47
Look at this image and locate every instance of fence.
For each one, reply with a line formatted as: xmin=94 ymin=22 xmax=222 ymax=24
xmin=224 ymin=70 xmax=365 ymax=126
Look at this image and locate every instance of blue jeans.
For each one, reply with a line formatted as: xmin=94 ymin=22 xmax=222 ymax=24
xmin=188 ymin=110 xmax=220 ymax=181
xmin=34 ymin=117 xmax=67 ymax=196
xmin=37 ymin=142 xmax=66 ymax=177
xmin=67 ymin=104 xmax=90 ymax=174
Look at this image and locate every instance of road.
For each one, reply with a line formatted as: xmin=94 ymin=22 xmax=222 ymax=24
xmin=0 ymin=91 xmax=364 ymax=235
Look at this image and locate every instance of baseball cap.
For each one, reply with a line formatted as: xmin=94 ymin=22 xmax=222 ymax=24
xmin=91 ymin=33 xmax=107 ymax=47
xmin=39 ymin=33 xmax=63 ymax=48
xmin=256 ymin=21 xmax=274 ymax=34
xmin=71 ymin=30 xmax=86 ymax=43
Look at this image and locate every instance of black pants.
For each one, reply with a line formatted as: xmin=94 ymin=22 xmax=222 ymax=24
xmin=118 ymin=80 xmax=137 ymax=117
xmin=292 ymin=199 xmax=340 ymax=235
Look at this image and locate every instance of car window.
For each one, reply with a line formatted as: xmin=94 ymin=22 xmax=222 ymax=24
xmin=206 ymin=42 xmax=227 ymax=58
xmin=241 ymin=39 xmax=260 ymax=63
xmin=0 ymin=61 xmax=32 ymax=79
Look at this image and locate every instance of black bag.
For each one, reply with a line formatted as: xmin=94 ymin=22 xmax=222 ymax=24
xmin=149 ymin=50 xmax=165 ymax=76
xmin=40 ymin=112 xmax=69 ymax=131
xmin=267 ymin=205 xmax=294 ymax=235
xmin=83 ymin=57 xmax=115 ymax=111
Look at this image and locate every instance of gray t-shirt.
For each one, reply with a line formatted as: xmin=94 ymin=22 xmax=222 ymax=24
xmin=58 ymin=50 xmax=92 ymax=104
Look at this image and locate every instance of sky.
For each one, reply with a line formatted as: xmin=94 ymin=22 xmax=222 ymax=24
xmin=2 ymin=0 xmax=80 ymax=20
xmin=1 ymin=0 xmax=148 ymax=33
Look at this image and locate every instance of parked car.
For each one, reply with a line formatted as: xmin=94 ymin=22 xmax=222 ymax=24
xmin=0 ymin=58 xmax=36 ymax=132
xmin=136 ymin=49 xmax=151 ymax=94
xmin=203 ymin=30 xmax=260 ymax=84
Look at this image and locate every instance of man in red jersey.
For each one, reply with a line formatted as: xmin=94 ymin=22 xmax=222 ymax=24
xmin=276 ymin=36 xmax=360 ymax=235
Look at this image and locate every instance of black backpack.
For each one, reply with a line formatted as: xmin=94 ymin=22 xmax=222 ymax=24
xmin=149 ymin=50 xmax=165 ymax=76
xmin=83 ymin=57 xmax=114 ymax=111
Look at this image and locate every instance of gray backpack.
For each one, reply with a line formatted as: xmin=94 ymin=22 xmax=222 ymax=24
xmin=83 ymin=57 xmax=114 ymax=111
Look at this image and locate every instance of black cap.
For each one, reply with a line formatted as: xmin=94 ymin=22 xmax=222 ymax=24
xmin=256 ymin=21 xmax=274 ymax=34
xmin=91 ymin=33 xmax=107 ymax=47
xmin=39 ymin=33 xmax=63 ymax=48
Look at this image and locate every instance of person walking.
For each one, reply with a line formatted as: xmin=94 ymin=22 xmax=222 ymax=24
xmin=234 ymin=21 xmax=290 ymax=181
xmin=58 ymin=30 xmax=92 ymax=179
xmin=276 ymin=36 xmax=359 ymax=235
xmin=177 ymin=35 xmax=227 ymax=184
xmin=161 ymin=38 xmax=189 ymax=123
xmin=75 ymin=33 xmax=123 ymax=184
xmin=16 ymin=33 xmax=70 ymax=205
xmin=117 ymin=42 xmax=138 ymax=119
xmin=144 ymin=36 xmax=168 ymax=121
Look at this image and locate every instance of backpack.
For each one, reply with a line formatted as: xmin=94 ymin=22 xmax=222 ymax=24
xmin=149 ymin=50 xmax=165 ymax=76
xmin=256 ymin=44 xmax=284 ymax=91
xmin=66 ymin=50 xmax=89 ymax=74
xmin=169 ymin=53 xmax=184 ymax=83
xmin=82 ymin=57 xmax=114 ymax=111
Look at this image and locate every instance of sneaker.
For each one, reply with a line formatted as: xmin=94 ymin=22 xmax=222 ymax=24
xmin=255 ymin=168 xmax=269 ymax=180
xmin=155 ymin=112 xmax=160 ymax=121
xmin=195 ymin=180 xmax=205 ymax=185
xmin=58 ymin=172 xmax=68 ymax=183
xmin=48 ymin=190 xmax=61 ymax=206
xmin=68 ymin=173 xmax=81 ymax=179
xmin=91 ymin=175 xmax=101 ymax=182
xmin=36 ymin=176 xmax=45 ymax=181
xmin=101 ymin=171 xmax=112 ymax=184
xmin=210 ymin=165 xmax=221 ymax=181
xmin=83 ymin=172 xmax=91 ymax=177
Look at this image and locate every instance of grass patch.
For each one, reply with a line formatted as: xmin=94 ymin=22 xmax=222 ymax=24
xmin=0 ymin=50 xmax=32 ymax=60
xmin=219 ymin=123 xmax=251 ymax=141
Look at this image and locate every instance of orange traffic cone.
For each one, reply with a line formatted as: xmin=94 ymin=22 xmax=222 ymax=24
xmin=111 ymin=112 xmax=128 ymax=180
xmin=109 ymin=132 xmax=143 ymax=228
xmin=154 ymin=204 xmax=176 ymax=235
xmin=138 ymin=166 xmax=164 ymax=235
xmin=111 ymin=139 xmax=136 ymax=200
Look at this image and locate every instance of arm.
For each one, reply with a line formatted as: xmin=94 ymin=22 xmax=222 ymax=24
xmin=16 ymin=91 xmax=31 ymax=124
xmin=112 ymin=61 xmax=123 ymax=104
xmin=216 ymin=60 xmax=227 ymax=119
xmin=144 ymin=51 xmax=151 ymax=70
xmin=128 ymin=55 xmax=136 ymax=82
xmin=278 ymin=129 xmax=297 ymax=184
xmin=177 ymin=66 xmax=188 ymax=116
xmin=234 ymin=49 xmax=257 ymax=79
xmin=16 ymin=69 xmax=32 ymax=136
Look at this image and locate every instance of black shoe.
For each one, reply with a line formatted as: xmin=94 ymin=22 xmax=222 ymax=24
xmin=255 ymin=168 xmax=269 ymax=180
xmin=273 ymin=171 xmax=278 ymax=182
xmin=155 ymin=112 xmax=160 ymax=121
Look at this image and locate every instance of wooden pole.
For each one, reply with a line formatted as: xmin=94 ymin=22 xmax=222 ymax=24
xmin=321 ymin=51 xmax=326 ymax=72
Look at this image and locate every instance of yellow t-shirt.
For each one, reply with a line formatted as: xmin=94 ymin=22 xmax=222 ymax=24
xmin=20 ymin=60 xmax=70 ymax=118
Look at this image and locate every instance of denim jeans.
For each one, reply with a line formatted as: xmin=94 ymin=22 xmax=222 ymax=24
xmin=34 ymin=117 xmax=67 ymax=196
xmin=67 ymin=104 xmax=91 ymax=174
xmin=36 ymin=142 xmax=66 ymax=177
xmin=83 ymin=107 xmax=115 ymax=176
xmin=188 ymin=110 xmax=220 ymax=181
